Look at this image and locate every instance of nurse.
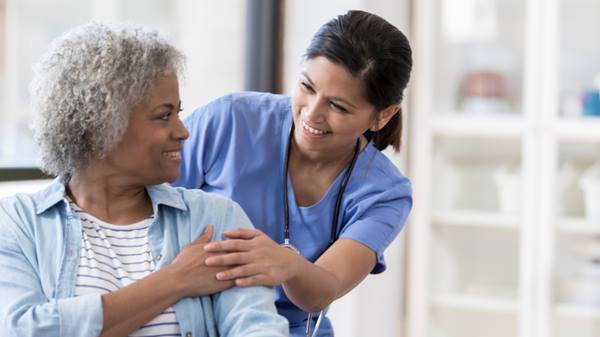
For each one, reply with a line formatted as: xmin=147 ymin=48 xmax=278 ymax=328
xmin=174 ymin=10 xmax=412 ymax=337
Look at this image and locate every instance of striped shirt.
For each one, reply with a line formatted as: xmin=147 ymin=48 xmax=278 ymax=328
xmin=72 ymin=201 xmax=181 ymax=337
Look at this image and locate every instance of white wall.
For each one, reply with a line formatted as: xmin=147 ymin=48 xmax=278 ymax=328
xmin=282 ymin=1 xmax=412 ymax=336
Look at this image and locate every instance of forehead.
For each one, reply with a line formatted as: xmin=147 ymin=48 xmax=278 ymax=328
xmin=129 ymin=73 xmax=179 ymax=119
xmin=301 ymin=56 xmax=369 ymax=105
xmin=145 ymin=73 xmax=179 ymax=101
xmin=134 ymin=74 xmax=179 ymax=109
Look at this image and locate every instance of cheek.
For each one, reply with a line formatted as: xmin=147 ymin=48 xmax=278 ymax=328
xmin=291 ymin=85 xmax=309 ymax=108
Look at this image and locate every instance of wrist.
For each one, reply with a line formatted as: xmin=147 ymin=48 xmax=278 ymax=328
xmin=159 ymin=264 xmax=189 ymax=299
xmin=281 ymin=246 xmax=304 ymax=284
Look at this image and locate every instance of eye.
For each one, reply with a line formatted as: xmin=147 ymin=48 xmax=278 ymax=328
xmin=300 ymin=81 xmax=315 ymax=93
xmin=329 ymin=101 xmax=348 ymax=113
xmin=159 ymin=111 xmax=172 ymax=121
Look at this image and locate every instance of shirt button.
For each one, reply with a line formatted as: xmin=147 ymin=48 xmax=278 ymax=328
xmin=156 ymin=254 xmax=163 ymax=261
xmin=185 ymin=332 xmax=192 ymax=337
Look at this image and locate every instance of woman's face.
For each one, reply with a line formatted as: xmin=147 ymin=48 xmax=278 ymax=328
xmin=105 ymin=73 xmax=189 ymax=185
xmin=291 ymin=56 xmax=379 ymax=157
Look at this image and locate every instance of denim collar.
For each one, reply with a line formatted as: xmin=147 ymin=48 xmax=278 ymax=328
xmin=33 ymin=177 xmax=188 ymax=215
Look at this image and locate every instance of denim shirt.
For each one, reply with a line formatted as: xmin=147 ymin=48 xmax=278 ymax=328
xmin=0 ymin=178 xmax=289 ymax=337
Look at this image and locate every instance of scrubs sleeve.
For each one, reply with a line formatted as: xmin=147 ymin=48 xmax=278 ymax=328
xmin=0 ymin=207 xmax=103 ymax=337
xmin=174 ymin=94 xmax=235 ymax=189
xmin=211 ymin=202 xmax=289 ymax=337
xmin=338 ymin=181 xmax=413 ymax=274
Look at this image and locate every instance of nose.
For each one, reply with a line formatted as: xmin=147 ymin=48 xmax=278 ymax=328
xmin=173 ymin=115 xmax=189 ymax=141
xmin=304 ymin=95 xmax=327 ymax=123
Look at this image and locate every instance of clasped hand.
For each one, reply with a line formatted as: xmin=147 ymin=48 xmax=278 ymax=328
xmin=203 ymin=228 xmax=299 ymax=288
xmin=168 ymin=225 xmax=235 ymax=297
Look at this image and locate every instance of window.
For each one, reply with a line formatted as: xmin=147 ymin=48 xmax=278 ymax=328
xmin=0 ymin=0 xmax=245 ymax=170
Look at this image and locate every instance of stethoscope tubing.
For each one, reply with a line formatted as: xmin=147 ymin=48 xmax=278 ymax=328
xmin=282 ymin=124 xmax=360 ymax=246
xmin=281 ymin=123 xmax=360 ymax=336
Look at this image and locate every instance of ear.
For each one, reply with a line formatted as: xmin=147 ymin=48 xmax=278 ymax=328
xmin=369 ymin=104 xmax=401 ymax=132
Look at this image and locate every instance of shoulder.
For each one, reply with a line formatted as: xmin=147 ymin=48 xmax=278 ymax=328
xmin=0 ymin=194 xmax=34 ymax=233
xmin=185 ymin=91 xmax=290 ymax=126
xmin=228 ymin=91 xmax=291 ymax=111
xmin=355 ymin=145 xmax=412 ymax=198
xmin=169 ymin=186 xmax=254 ymax=231
xmin=151 ymin=183 xmax=239 ymax=214
xmin=0 ymin=184 xmax=58 ymax=243
xmin=174 ymin=186 xmax=239 ymax=211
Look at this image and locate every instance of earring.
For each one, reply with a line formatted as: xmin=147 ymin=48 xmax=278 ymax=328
xmin=370 ymin=120 xmax=380 ymax=132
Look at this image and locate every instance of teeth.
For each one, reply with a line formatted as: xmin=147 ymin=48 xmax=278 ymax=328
xmin=302 ymin=120 xmax=327 ymax=135
xmin=163 ymin=151 xmax=181 ymax=159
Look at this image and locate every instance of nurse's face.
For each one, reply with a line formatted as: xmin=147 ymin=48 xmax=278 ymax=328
xmin=105 ymin=73 xmax=189 ymax=185
xmin=291 ymin=56 xmax=379 ymax=156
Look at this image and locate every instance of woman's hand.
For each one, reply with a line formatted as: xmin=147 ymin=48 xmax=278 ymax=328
xmin=203 ymin=228 xmax=300 ymax=287
xmin=167 ymin=225 xmax=235 ymax=297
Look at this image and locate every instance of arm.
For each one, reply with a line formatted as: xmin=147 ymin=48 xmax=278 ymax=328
xmin=100 ymin=225 xmax=235 ymax=337
xmin=0 ymin=221 xmax=226 ymax=337
xmin=210 ymin=202 xmax=288 ymax=336
xmin=204 ymin=187 xmax=412 ymax=312
xmin=0 ymin=220 xmax=103 ymax=337
xmin=212 ymin=284 xmax=288 ymax=337
xmin=205 ymin=230 xmax=375 ymax=312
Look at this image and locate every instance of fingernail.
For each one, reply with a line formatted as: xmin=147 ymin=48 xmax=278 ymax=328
xmin=216 ymin=272 xmax=225 ymax=280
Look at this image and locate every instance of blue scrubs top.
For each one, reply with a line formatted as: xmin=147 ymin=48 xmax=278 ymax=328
xmin=174 ymin=92 xmax=412 ymax=336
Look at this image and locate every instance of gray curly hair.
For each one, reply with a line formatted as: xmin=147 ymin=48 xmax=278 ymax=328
xmin=30 ymin=22 xmax=185 ymax=177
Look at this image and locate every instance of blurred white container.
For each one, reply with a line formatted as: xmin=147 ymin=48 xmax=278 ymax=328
xmin=579 ymin=163 xmax=600 ymax=224
xmin=557 ymin=161 xmax=577 ymax=217
xmin=560 ymin=259 xmax=600 ymax=306
xmin=493 ymin=166 xmax=522 ymax=214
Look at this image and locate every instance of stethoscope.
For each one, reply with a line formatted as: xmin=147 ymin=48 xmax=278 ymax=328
xmin=281 ymin=123 xmax=360 ymax=337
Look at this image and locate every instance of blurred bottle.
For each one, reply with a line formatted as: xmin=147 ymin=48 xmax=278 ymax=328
xmin=580 ymin=73 xmax=600 ymax=117
xmin=459 ymin=46 xmax=513 ymax=114
xmin=581 ymin=89 xmax=600 ymax=117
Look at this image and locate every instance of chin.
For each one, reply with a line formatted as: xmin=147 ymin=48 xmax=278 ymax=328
xmin=161 ymin=175 xmax=179 ymax=184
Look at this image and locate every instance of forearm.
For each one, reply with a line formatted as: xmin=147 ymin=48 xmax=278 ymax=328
xmin=100 ymin=266 xmax=184 ymax=337
xmin=282 ymin=255 xmax=341 ymax=313
xmin=283 ymin=239 xmax=376 ymax=313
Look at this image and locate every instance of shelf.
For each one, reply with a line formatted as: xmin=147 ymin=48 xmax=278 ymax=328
xmin=431 ymin=114 xmax=526 ymax=138
xmin=555 ymin=304 xmax=600 ymax=319
xmin=554 ymin=118 xmax=600 ymax=142
xmin=557 ymin=217 xmax=600 ymax=235
xmin=433 ymin=210 xmax=520 ymax=229
xmin=431 ymin=294 xmax=518 ymax=313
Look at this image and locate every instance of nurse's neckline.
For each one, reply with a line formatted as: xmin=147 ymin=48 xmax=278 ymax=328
xmin=289 ymin=134 xmax=368 ymax=170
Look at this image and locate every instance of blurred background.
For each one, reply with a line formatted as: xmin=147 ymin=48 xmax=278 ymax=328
xmin=1 ymin=0 xmax=599 ymax=336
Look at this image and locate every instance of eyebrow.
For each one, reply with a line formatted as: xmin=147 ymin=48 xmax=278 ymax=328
xmin=152 ymin=100 xmax=181 ymax=112
xmin=301 ymin=72 xmax=358 ymax=109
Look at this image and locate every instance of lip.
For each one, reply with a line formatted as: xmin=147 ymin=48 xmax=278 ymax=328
xmin=162 ymin=149 xmax=182 ymax=161
xmin=300 ymin=120 xmax=329 ymax=139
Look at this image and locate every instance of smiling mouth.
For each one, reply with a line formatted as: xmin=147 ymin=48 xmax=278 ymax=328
xmin=301 ymin=120 xmax=330 ymax=135
xmin=162 ymin=151 xmax=181 ymax=160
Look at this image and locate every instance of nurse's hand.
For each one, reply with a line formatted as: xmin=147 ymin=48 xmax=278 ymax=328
xmin=168 ymin=225 xmax=235 ymax=296
xmin=203 ymin=228 xmax=300 ymax=287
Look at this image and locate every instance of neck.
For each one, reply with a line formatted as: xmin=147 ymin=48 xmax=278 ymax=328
xmin=290 ymin=137 xmax=364 ymax=171
xmin=68 ymin=165 xmax=152 ymax=225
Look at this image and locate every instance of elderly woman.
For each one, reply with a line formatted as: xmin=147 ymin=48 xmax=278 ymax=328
xmin=0 ymin=23 xmax=288 ymax=337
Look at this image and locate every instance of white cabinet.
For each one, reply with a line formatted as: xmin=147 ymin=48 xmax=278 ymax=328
xmin=406 ymin=0 xmax=600 ymax=336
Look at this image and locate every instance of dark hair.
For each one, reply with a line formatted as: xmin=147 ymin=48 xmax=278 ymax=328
xmin=305 ymin=10 xmax=412 ymax=151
